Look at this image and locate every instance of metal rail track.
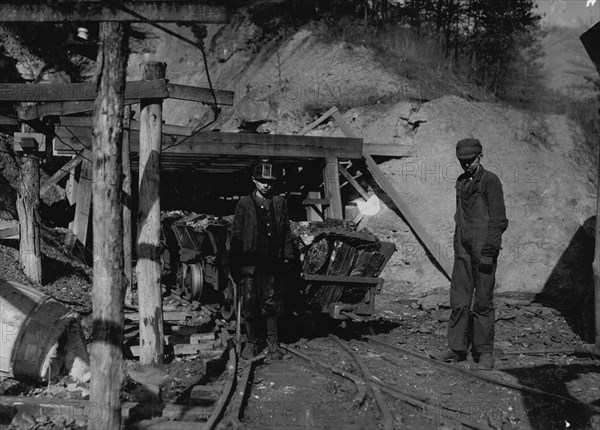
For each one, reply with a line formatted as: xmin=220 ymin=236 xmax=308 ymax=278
xmin=364 ymin=335 xmax=600 ymax=415
xmin=328 ymin=336 xmax=492 ymax=430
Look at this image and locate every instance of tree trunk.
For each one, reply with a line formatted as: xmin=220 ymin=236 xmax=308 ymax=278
xmin=136 ymin=61 xmax=166 ymax=366
xmin=89 ymin=21 xmax=127 ymax=430
xmin=16 ymin=116 xmax=42 ymax=283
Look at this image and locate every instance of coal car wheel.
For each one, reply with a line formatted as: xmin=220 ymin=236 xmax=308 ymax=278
xmin=183 ymin=263 xmax=204 ymax=301
xmin=220 ymin=276 xmax=237 ymax=321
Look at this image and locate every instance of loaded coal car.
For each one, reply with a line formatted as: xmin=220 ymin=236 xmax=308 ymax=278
xmin=160 ymin=213 xmax=395 ymax=322
xmin=291 ymin=220 xmax=396 ymax=321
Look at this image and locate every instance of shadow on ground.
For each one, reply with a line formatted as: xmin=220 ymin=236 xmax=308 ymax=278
xmin=502 ymin=362 xmax=600 ymax=430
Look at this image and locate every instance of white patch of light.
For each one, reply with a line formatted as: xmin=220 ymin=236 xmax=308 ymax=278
xmin=587 ymin=0 xmax=597 ymax=7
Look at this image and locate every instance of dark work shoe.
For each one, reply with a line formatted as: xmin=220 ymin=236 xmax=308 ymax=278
xmin=429 ymin=349 xmax=467 ymax=362
xmin=477 ymin=352 xmax=494 ymax=370
xmin=241 ymin=341 xmax=258 ymax=360
xmin=266 ymin=337 xmax=285 ymax=360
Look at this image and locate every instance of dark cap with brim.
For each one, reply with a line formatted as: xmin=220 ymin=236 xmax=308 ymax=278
xmin=456 ymin=138 xmax=482 ymax=159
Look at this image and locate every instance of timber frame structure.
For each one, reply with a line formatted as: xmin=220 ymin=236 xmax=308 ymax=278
xmin=0 ymin=79 xmax=451 ymax=277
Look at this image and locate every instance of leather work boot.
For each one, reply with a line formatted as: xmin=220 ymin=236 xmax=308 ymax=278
xmin=241 ymin=340 xmax=258 ymax=360
xmin=429 ymin=349 xmax=467 ymax=362
xmin=477 ymin=352 xmax=494 ymax=370
xmin=266 ymin=336 xmax=285 ymax=360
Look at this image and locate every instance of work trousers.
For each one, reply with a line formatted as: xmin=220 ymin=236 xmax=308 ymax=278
xmin=240 ymin=262 xmax=284 ymax=321
xmin=447 ymin=252 xmax=496 ymax=354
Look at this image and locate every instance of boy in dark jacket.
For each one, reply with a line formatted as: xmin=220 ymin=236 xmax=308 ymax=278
xmin=230 ymin=162 xmax=294 ymax=360
xmin=431 ymin=138 xmax=508 ymax=370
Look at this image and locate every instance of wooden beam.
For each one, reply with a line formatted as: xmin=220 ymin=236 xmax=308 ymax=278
xmin=19 ymin=99 xmax=140 ymax=120
xmin=363 ymin=144 xmax=411 ymax=158
xmin=0 ymin=226 xmax=19 ymax=239
xmin=364 ymin=154 xmax=452 ymax=279
xmin=136 ymin=61 xmax=165 ymax=367
xmin=54 ymin=129 xmax=364 ymax=159
xmin=0 ymin=80 xmax=167 ymax=102
xmin=339 ymin=164 xmax=369 ymax=200
xmin=71 ymin=158 xmax=93 ymax=248
xmin=89 ymin=21 xmax=126 ymax=430
xmin=123 ymin=107 xmax=133 ymax=306
xmin=0 ymin=2 xmax=230 ymax=23
xmin=167 ymin=83 xmax=234 ymax=106
xmin=302 ymin=274 xmax=384 ymax=284
xmin=16 ymin=109 xmax=42 ymax=283
xmin=40 ymin=155 xmax=83 ymax=196
xmin=299 ymin=106 xmax=339 ymax=135
xmin=323 ymin=156 xmax=343 ymax=219
xmin=53 ymin=117 xmax=192 ymax=136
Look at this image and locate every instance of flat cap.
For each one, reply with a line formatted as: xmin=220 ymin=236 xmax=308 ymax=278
xmin=456 ymin=138 xmax=482 ymax=160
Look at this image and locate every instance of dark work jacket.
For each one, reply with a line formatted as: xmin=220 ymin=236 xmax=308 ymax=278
xmin=229 ymin=192 xmax=294 ymax=282
xmin=454 ymin=166 xmax=508 ymax=258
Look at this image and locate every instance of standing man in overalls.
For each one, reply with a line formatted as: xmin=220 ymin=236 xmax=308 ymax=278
xmin=230 ymin=162 xmax=295 ymax=360
xmin=431 ymin=138 xmax=508 ymax=370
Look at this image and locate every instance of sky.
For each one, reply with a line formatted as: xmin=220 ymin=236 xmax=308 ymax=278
xmin=536 ymin=0 xmax=600 ymax=27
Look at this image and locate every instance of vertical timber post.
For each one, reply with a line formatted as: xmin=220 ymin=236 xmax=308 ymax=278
xmin=89 ymin=21 xmax=127 ymax=430
xmin=16 ymin=110 xmax=42 ymax=283
xmin=137 ymin=61 xmax=166 ymax=366
xmin=323 ymin=156 xmax=343 ymax=219
xmin=595 ymin=110 xmax=600 ymax=346
xmin=123 ymin=106 xmax=133 ymax=305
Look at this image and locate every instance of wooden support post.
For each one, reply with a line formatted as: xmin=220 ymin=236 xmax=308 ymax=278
xmin=123 ymin=106 xmax=133 ymax=305
xmin=323 ymin=156 xmax=343 ymax=219
xmin=595 ymin=111 xmax=600 ymax=346
xmin=89 ymin=21 xmax=127 ymax=430
xmin=305 ymin=191 xmax=324 ymax=221
xmin=136 ymin=61 xmax=166 ymax=366
xmin=15 ymin=111 xmax=42 ymax=283
xmin=71 ymin=156 xmax=93 ymax=249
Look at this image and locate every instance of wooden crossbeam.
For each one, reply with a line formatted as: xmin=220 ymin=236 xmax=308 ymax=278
xmin=53 ymin=117 xmax=192 ymax=136
xmin=0 ymin=82 xmax=234 ymax=107
xmin=40 ymin=155 xmax=83 ymax=196
xmin=0 ymin=2 xmax=230 ymax=23
xmin=54 ymin=128 xmax=364 ymax=159
xmin=19 ymin=100 xmax=139 ymax=120
xmin=0 ymin=80 xmax=167 ymax=102
xmin=167 ymin=84 xmax=234 ymax=106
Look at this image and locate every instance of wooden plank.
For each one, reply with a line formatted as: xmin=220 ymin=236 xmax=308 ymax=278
xmin=0 ymin=396 xmax=213 ymax=421
xmin=20 ymin=99 xmax=140 ymax=120
xmin=302 ymin=274 xmax=384 ymax=284
xmin=40 ymin=155 xmax=82 ymax=196
xmin=0 ymin=80 xmax=167 ymax=102
xmin=363 ymin=143 xmax=411 ymax=158
xmin=302 ymin=198 xmax=330 ymax=206
xmin=0 ymin=2 xmax=230 ymax=23
xmin=172 ymin=345 xmax=224 ymax=357
xmin=71 ymin=158 xmax=93 ymax=248
xmin=305 ymin=190 xmax=324 ymax=222
xmin=339 ymin=164 xmax=369 ymax=200
xmin=54 ymin=129 xmax=364 ymax=159
xmin=0 ymin=115 xmax=18 ymax=126
xmin=332 ymin=110 xmax=358 ymax=138
xmin=0 ymin=226 xmax=19 ymax=239
xmin=124 ymin=311 xmax=191 ymax=321
xmin=298 ymin=106 xmax=338 ymax=135
xmin=323 ymin=156 xmax=343 ymax=219
xmin=167 ymin=84 xmax=234 ymax=106
xmin=364 ymin=154 xmax=452 ymax=279
xmin=55 ymin=117 xmax=192 ymax=136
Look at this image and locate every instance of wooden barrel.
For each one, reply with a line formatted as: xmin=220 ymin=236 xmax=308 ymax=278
xmin=0 ymin=279 xmax=78 ymax=381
